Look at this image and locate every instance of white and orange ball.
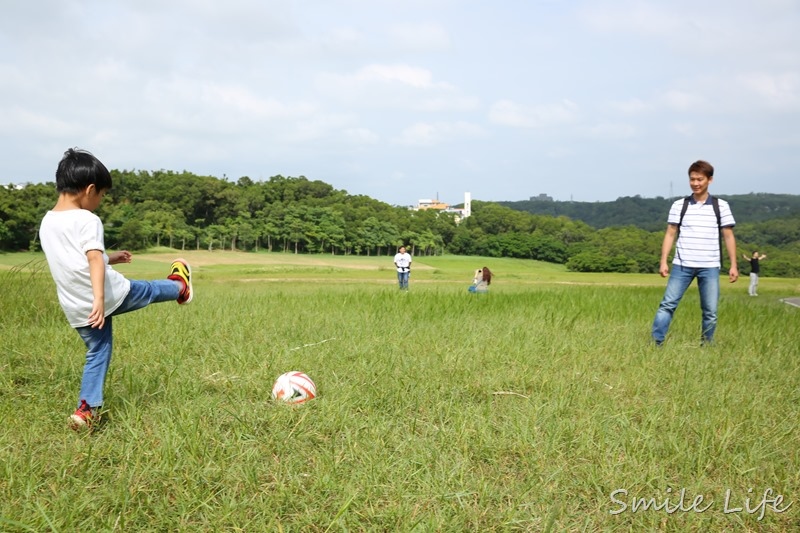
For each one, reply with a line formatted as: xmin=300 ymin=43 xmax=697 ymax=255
xmin=271 ymin=371 xmax=317 ymax=404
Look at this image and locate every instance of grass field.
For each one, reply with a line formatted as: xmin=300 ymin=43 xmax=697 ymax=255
xmin=1 ymin=251 xmax=799 ymax=531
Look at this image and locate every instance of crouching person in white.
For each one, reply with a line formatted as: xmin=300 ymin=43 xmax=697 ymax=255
xmin=469 ymin=267 xmax=492 ymax=293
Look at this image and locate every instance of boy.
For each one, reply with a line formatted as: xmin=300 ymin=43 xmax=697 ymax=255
xmin=39 ymin=148 xmax=193 ymax=430
xmin=651 ymin=160 xmax=738 ymax=345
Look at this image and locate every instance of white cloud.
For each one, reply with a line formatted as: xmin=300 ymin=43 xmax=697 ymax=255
xmin=582 ymin=123 xmax=638 ymax=140
xmin=341 ymin=127 xmax=380 ymax=145
xmin=544 ymin=146 xmax=576 ymax=159
xmin=138 ymin=78 xmax=317 ymax=135
xmin=388 ymin=22 xmax=451 ymax=51
xmin=394 ymin=121 xmax=485 ymax=146
xmin=608 ymin=98 xmax=650 ymax=115
xmin=659 ymin=90 xmax=705 ymax=112
xmin=672 ymin=123 xmax=695 ymax=136
xmin=577 ymin=1 xmax=687 ymax=37
xmin=579 ymin=0 xmax=800 ymax=63
xmin=316 ymin=64 xmax=474 ymax=113
xmin=352 ymin=64 xmax=452 ymax=90
xmin=282 ymin=113 xmax=360 ymax=143
xmin=325 ymin=27 xmax=366 ymax=47
xmin=738 ymin=71 xmax=800 ymax=111
xmin=0 ymin=108 xmax=73 ymax=137
xmin=1 ymin=0 xmax=799 ymax=202
xmin=412 ymin=96 xmax=480 ymax=113
xmin=488 ymin=99 xmax=579 ymax=128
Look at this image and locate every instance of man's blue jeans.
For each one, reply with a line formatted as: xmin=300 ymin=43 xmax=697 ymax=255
xmin=74 ymin=279 xmax=181 ymax=408
xmin=652 ymin=265 xmax=720 ymax=344
xmin=397 ymin=271 xmax=409 ymax=290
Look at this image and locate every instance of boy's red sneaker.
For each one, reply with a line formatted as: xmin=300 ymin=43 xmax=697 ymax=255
xmin=168 ymin=259 xmax=193 ymax=305
xmin=69 ymin=400 xmax=99 ymax=430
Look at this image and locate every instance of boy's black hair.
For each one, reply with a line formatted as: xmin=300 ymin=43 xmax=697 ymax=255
xmin=55 ymin=148 xmax=112 ymax=194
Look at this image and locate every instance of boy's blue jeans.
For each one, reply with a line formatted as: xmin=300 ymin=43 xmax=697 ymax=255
xmin=74 ymin=279 xmax=181 ymax=408
xmin=652 ymin=265 xmax=720 ymax=344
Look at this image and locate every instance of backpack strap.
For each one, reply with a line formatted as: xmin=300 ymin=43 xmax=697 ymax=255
xmin=711 ymin=196 xmax=724 ymax=269
xmin=674 ymin=196 xmax=690 ymax=265
xmin=711 ymin=196 xmax=721 ymax=227
xmin=677 ymin=196 xmax=691 ymax=227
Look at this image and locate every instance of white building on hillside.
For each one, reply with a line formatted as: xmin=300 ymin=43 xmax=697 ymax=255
xmin=412 ymin=192 xmax=471 ymax=221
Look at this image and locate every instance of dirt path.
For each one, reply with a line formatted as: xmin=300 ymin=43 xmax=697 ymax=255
xmin=781 ymin=297 xmax=800 ymax=308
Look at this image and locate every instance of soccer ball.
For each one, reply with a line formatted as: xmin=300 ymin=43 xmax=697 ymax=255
xmin=271 ymin=371 xmax=317 ymax=404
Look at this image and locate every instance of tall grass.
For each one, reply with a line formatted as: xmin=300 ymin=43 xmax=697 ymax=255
xmin=1 ymin=252 xmax=798 ymax=531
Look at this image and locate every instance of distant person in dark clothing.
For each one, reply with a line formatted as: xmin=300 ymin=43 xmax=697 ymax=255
xmin=743 ymin=251 xmax=767 ymax=296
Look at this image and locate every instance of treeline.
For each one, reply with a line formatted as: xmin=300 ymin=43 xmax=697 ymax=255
xmin=2 ymin=171 xmax=799 ymax=277
xmin=500 ymin=193 xmax=800 ymax=231
xmin=1 ymin=171 xmax=455 ymax=257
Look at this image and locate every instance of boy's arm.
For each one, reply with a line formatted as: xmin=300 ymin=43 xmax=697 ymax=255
xmin=86 ymin=250 xmax=106 ymax=329
xmin=108 ymin=250 xmax=132 ymax=264
xmin=759 ymin=253 xmax=767 ymax=260
xmin=658 ymin=224 xmax=678 ymax=277
xmin=722 ymin=227 xmax=738 ymax=283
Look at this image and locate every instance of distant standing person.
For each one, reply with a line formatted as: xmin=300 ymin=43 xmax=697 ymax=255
xmin=394 ymin=246 xmax=412 ymax=290
xmin=469 ymin=267 xmax=492 ymax=293
xmin=652 ymin=160 xmax=738 ymax=346
xmin=743 ymin=251 xmax=767 ymax=296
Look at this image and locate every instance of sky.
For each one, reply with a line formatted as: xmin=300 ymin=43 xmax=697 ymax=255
xmin=2 ymin=0 xmax=799 ymax=207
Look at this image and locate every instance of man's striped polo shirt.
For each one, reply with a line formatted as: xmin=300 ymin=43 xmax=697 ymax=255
xmin=668 ymin=195 xmax=735 ymax=268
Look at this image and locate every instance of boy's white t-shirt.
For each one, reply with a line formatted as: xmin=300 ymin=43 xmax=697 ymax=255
xmin=39 ymin=209 xmax=131 ymax=327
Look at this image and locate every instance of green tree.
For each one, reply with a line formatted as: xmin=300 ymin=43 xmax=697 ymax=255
xmin=316 ymin=208 xmax=346 ymax=254
xmin=285 ymin=205 xmax=309 ymax=254
xmin=118 ymin=219 xmax=152 ymax=250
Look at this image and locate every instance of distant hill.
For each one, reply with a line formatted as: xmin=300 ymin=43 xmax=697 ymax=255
xmin=499 ymin=193 xmax=800 ymax=231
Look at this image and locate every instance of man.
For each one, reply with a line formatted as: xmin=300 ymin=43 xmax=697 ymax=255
xmin=652 ymin=160 xmax=738 ymax=345
xmin=393 ymin=246 xmax=412 ymax=290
